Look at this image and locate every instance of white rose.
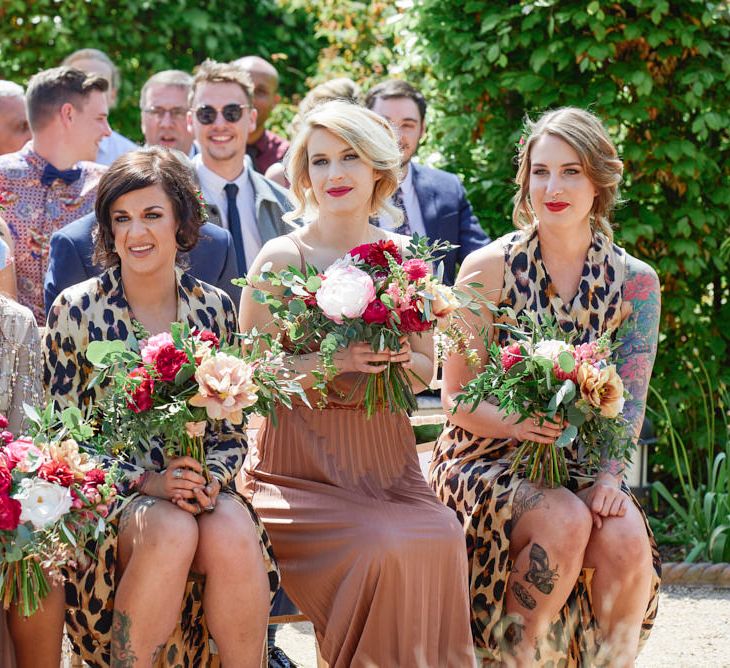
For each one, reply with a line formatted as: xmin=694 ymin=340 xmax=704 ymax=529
xmin=315 ymin=265 xmax=376 ymax=324
xmin=533 ymin=339 xmax=571 ymax=361
xmin=14 ymin=478 xmax=73 ymax=529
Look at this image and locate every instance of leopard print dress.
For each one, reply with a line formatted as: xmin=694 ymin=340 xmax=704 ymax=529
xmin=43 ymin=266 xmax=279 ymax=668
xmin=430 ymin=228 xmax=661 ymax=666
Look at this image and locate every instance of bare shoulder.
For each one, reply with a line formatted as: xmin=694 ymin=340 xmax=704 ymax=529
xmin=249 ymin=234 xmax=302 ymax=275
xmin=457 ymin=239 xmax=506 ymax=302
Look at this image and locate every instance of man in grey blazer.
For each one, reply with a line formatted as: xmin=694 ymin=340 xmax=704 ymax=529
xmin=189 ymin=59 xmax=293 ymax=278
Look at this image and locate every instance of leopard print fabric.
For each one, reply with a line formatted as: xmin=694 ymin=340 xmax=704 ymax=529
xmin=430 ymin=228 xmax=661 ymax=665
xmin=43 ymin=265 xmax=279 ymax=667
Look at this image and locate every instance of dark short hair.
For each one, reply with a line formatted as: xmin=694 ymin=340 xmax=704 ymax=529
xmin=93 ymin=147 xmax=204 ymax=268
xmin=25 ymin=67 xmax=108 ymax=132
xmin=364 ymin=80 xmax=427 ymax=122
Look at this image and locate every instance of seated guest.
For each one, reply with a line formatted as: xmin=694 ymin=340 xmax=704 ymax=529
xmin=44 ymin=201 xmax=240 ymax=315
xmin=234 ymin=56 xmax=289 ymax=175
xmin=431 ymin=108 xmax=661 ymax=664
xmin=140 ymin=69 xmax=196 ymax=156
xmin=63 ymin=48 xmax=138 ymax=164
xmin=240 ymin=101 xmax=475 ymax=667
xmin=0 ymin=293 xmax=63 ymax=668
xmin=44 ymin=147 xmax=277 ymax=666
xmin=365 ymin=79 xmax=490 ymax=284
xmin=0 ymin=81 xmax=32 ymax=155
xmin=265 ymin=77 xmax=363 ymax=188
xmin=0 ymin=66 xmax=109 ymax=322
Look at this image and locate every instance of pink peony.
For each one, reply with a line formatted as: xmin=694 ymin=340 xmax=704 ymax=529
xmin=362 ymin=299 xmax=391 ymax=325
xmin=4 ymin=438 xmax=44 ymax=472
xmin=141 ymin=332 xmax=175 ymax=364
xmin=0 ymin=494 xmax=21 ymax=531
xmin=402 ymin=258 xmax=429 ymax=281
xmin=189 ymin=353 xmax=259 ymax=425
xmin=501 ymin=343 xmax=524 ymax=372
xmin=315 ymin=265 xmax=376 ymax=324
xmin=126 ymin=367 xmax=155 ymax=413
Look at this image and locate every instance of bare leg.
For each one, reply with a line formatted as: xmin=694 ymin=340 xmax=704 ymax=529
xmin=7 ymin=580 xmax=65 ymax=668
xmin=112 ymin=497 xmax=198 ymax=666
xmin=192 ymin=496 xmax=270 ymax=668
xmin=504 ymin=482 xmax=593 ymax=664
xmin=578 ymin=490 xmax=653 ymax=667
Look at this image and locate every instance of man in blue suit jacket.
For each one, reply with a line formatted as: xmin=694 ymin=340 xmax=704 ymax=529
xmin=365 ymin=80 xmax=490 ymax=285
xmin=44 ymin=210 xmax=239 ymax=316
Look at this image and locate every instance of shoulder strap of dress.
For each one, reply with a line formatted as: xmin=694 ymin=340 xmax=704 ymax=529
xmin=287 ymin=234 xmax=307 ymax=273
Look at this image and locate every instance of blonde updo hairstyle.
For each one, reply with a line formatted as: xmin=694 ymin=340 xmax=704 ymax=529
xmin=513 ymin=107 xmax=623 ymax=241
xmin=283 ymin=100 xmax=402 ymax=226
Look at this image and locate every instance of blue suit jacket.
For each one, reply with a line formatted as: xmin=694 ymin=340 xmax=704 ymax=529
xmin=44 ymin=213 xmax=240 ymax=316
xmin=411 ymin=162 xmax=490 ymax=285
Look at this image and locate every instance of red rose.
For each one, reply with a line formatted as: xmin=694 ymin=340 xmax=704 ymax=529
xmin=196 ymin=330 xmax=220 ymax=349
xmin=0 ymin=494 xmax=21 ymax=531
xmin=154 ymin=345 xmax=188 ymax=382
xmin=362 ymin=299 xmax=391 ymax=325
xmin=402 ymin=258 xmax=429 ymax=280
xmin=0 ymin=461 xmax=11 ymax=495
xmin=399 ymin=308 xmax=431 ymax=333
xmin=0 ymin=414 xmax=8 ymax=429
xmin=127 ymin=367 xmax=154 ymax=413
xmin=501 ymin=343 xmax=523 ymax=372
xmin=38 ymin=460 xmax=75 ymax=487
xmin=351 ymin=240 xmax=403 ymax=268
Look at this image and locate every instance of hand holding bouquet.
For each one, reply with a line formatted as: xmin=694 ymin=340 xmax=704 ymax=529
xmin=455 ymin=309 xmax=633 ymax=487
xmin=239 ymin=234 xmax=481 ymax=416
xmin=0 ymin=407 xmax=117 ymax=616
xmin=87 ymin=324 xmax=307 ymax=474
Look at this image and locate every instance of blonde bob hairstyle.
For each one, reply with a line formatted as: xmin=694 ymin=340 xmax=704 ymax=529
xmin=283 ymin=100 xmax=402 ymax=226
xmin=512 ymin=107 xmax=623 ymax=241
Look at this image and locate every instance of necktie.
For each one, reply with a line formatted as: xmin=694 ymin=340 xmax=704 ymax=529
xmin=391 ymin=187 xmax=412 ymax=235
xmin=223 ymin=183 xmax=246 ymax=276
xmin=40 ymin=163 xmax=82 ymax=187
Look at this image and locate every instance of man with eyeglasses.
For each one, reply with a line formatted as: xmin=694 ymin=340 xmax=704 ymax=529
xmin=189 ymin=59 xmax=293 ymax=280
xmin=140 ymin=70 xmax=197 ymax=156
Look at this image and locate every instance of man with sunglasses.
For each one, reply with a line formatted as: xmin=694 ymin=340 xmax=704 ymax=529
xmin=140 ymin=69 xmax=197 ymax=157
xmin=189 ymin=59 xmax=293 ymax=279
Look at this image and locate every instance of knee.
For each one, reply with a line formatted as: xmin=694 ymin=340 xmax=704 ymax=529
xmin=198 ymin=510 xmax=262 ymax=568
xmin=138 ymin=504 xmax=199 ymax=558
xmin=591 ymin=520 xmax=651 ymax=575
xmin=548 ymin=497 xmax=593 ymax=558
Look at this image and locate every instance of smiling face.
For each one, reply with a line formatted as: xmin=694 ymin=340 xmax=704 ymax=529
xmin=141 ymin=83 xmax=192 ymax=153
xmin=189 ymin=81 xmax=256 ymax=174
xmin=369 ymin=96 xmax=424 ymax=167
xmin=111 ymin=184 xmax=178 ymax=280
xmin=306 ymin=128 xmax=380 ymax=220
xmin=70 ymin=90 xmax=111 ymax=162
xmin=529 ymin=134 xmax=597 ymax=229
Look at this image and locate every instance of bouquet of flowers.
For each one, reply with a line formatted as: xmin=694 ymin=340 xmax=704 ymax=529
xmin=239 ymin=234 xmax=480 ymax=416
xmin=455 ymin=309 xmax=633 ymax=487
xmin=0 ymin=406 xmax=118 ymax=616
xmin=86 ymin=324 xmax=307 ymax=475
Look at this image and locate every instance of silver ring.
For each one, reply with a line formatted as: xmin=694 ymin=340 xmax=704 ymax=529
xmin=533 ymin=417 xmax=539 ymax=426
xmin=172 ymin=468 xmax=183 ymax=480
xmin=204 ymin=504 xmax=215 ymax=512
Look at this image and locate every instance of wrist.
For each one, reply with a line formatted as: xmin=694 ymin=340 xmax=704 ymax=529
xmin=596 ymin=471 xmax=622 ymax=488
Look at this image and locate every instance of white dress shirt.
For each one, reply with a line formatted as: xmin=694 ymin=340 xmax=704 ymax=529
xmin=96 ymin=130 xmax=138 ymax=166
xmin=377 ymin=164 xmax=425 ymax=236
xmin=193 ymin=155 xmax=261 ymax=269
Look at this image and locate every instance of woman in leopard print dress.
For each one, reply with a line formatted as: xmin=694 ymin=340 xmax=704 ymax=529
xmin=431 ymin=108 xmax=661 ymax=666
xmin=43 ymin=148 xmax=278 ymax=667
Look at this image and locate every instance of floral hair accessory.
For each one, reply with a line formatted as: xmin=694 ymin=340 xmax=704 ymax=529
xmin=195 ymin=190 xmax=209 ymax=223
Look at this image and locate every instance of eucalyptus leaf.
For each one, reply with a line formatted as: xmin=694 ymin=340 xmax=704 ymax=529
xmin=555 ymin=424 xmax=578 ymax=448
xmin=558 ymin=350 xmax=575 ymax=373
xmin=86 ymin=340 xmax=128 ymax=367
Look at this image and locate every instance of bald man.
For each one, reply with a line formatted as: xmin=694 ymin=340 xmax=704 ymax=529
xmin=0 ymin=81 xmax=31 ymax=155
xmin=234 ymin=56 xmax=289 ymax=174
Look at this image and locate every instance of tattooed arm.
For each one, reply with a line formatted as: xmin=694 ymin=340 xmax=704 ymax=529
xmin=582 ymin=255 xmax=660 ymax=527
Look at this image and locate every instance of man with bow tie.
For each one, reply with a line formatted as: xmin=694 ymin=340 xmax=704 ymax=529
xmin=0 ymin=66 xmax=110 ymax=322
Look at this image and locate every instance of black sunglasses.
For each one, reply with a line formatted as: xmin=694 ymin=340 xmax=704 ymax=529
xmin=195 ymin=103 xmax=250 ymax=125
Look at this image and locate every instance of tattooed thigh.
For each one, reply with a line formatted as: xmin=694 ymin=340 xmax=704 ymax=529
xmin=118 ymin=496 xmax=159 ymax=538
xmin=511 ymin=481 xmax=547 ymax=532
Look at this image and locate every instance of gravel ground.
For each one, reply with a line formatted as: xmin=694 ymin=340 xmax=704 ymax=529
xmin=273 ymin=585 xmax=730 ymax=667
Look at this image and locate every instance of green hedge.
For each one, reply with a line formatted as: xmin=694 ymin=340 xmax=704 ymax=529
xmin=0 ymin=0 xmax=322 ymax=141
xmin=400 ymin=0 xmax=730 ymax=481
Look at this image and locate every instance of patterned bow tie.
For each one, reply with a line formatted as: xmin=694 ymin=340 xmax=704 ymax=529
xmin=41 ymin=163 xmax=82 ymax=187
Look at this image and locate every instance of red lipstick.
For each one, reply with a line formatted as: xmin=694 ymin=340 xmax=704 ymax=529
xmin=327 ymin=187 xmax=352 ymax=197
xmin=545 ymin=202 xmax=569 ymax=212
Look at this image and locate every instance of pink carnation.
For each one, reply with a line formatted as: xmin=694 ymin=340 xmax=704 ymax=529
xmin=402 ymin=258 xmax=429 ymax=281
xmin=141 ymin=332 xmax=175 ymax=365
